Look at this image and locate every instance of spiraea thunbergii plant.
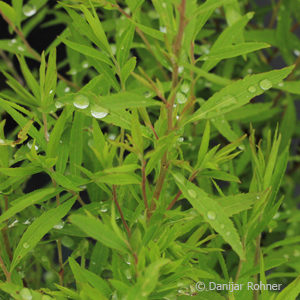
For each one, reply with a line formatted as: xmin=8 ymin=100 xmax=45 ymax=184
xmin=0 ymin=0 xmax=300 ymax=299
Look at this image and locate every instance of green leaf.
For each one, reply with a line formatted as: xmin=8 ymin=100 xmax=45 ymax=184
xmin=120 ymin=57 xmax=136 ymax=85
xmin=117 ymin=22 xmax=135 ymax=67
xmin=276 ymin=276 xmax=300 ymax=300
xmin=10 ymin=197 xmax=75 ymax=271
xmin=219 ymin=192 xmax=263 ymax=216
xmin=95 ymin=92 xmax=161 ymax=110
xmin=80 ymin=5 xmax=112 ymax=55
xmin=199 ymin=170 xmax=241 ymax=183
xmin=275 ymin=81 xmax=300 ymax=95
xmin=95 ymin=173 xmax=140 ymax=185
xmin=69 ymin=111 xmax=85 ymax=176
xmin=17 ymin=55 xmax=40 ymax=100
xmin=187 ymin=66 xmax=294 ymax=123
xmin=47 ymin=108 xmax=70 ymax=158
xmin=198 ymin=42 xmax=270 ymax=62
xmin=0 ymin=188 xmax=60 ymax=224
xmin=196 ymin=120 xmax=210 ymax=169
xmin=0 ymin=2 xmax=17 ymax=23
xmin=69 ymin=257 xmax=111 ymax=297
xmin=61 ymin=38 xmax=113 ymax=66
xmin=202 ymin=12 xmax=254 ymax=72
xmin=172 ymin=172 xmax=245 ymax=259
xmin=70 ymin=214 xmax=129 ymax=252
xmin=0 ymin=165 xmax=42 ymax=177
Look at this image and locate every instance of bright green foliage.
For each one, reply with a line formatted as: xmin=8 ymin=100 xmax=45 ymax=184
xmin=0 ymin=0 xmax=299 ymax=299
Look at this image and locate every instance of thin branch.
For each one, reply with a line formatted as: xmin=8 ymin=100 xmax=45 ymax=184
xmin=112 ymin=185 xmax=131 ymax=238
xmin=141 ymin=160 xmax=149 ymax=214
xmin=167 ymin=170 xmax=198 ymax=210
xmin=268 ymin=0 xmax=282 ymax=29
xmin=110 ymin=3 xmax=169 ymax=81
xmin=0 ymin=254 xmax=11 ymax=282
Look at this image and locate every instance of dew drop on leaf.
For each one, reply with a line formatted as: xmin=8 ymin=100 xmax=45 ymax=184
xmin=20 ymin=288 xmax=32 ymax=300
xmin=187 ymin=189 xmax=197 ymax=198
xmin=181 ymin=83 xmax=190 ymax=94
xmin=248 ymin=86 xmax=256 ymax=93
xmin=91 ymin=105 xmax=108 ymax=119
xmin=73 ymin=95 xmax=89 ymax=109
xmin=220 ymin=224 xmax=225 ymax=229
xmin=23 ymin=4 xmax=37 ymax=17
xmin=55 ymin=101 xmax=64 ymax=109
xmin=176 ymin=92 xmax=187 ymax=104
xmin=207 ymin=211 xmax=216 ymax=220
xmin=64 ymin=87 xmax=70 ymax=93
xmin=53 ymin=221 xmax=64 ymax=230
xmin=226 ymin=231 xmax=231 ymax=236
xmin=27 ymin=140 xmax=39 ymax=150
xmin=23 ymin=242 xmax=30 ymax=249
xmin=259 ymin=79 xmax=272 ymax=90
xmin=18 ymin=46 xmax=25 ymax=52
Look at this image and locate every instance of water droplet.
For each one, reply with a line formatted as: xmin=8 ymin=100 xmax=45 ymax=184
xmin=238 ymin=145 xmax=245 ymax=150
xmin=11 ymin=39 xmax=17 ymax=44
xmin=111 ymin=44 xmax=117 ymax=55
xmin=23 ymin=219 xmax=31 ymax=225
xmin=256 ymin=196 xmax=260 ymax=200
xmin=125 ymin=269 xmax=132 ymax=279
xmin=283 ymin=254 xmax=289 ymax=259
xmin=0 ymin=138 xmax=5 ymax=144
xmin=23 ymin=242 xmax=30 ymax=249
xmin=162 ymin=2 xmax=167 ymax=8
xmin=226 ymin=231 xmax=231 ymax=236
xmin=159 ymin=26 xmax=166 ymax=33
xmin=202 ymin=46 xmax=210 ymax=54
xmin=259 ymin=79 xmax=272 ymax=91
xmin=207 ymin=211 xmax=216 ymax=220
xmin=273 ymin=212 xmax=280 ymax=219
xmin=176 ymin=115 xmax=179 ymax=120
xmin=108 ymin=133 xmax=116 ymax=140
xmin=220 ymin=224 xmax=225 ymax=229
xmin=181 ymin=83 xmax=190 ymax=94
xmin=27 ymin=140 xmax=39 ymax=150
xmin=20 ymin=288 xmax=32 ymax=300
xmin=8 ymin=219 xmax=19 ymax=228
xmin=293 ymin=49 xmax=300 ymax=57
xmin=91 ymin=105 xmax=108 ymax=119
xmin=173 ymin=104 xmax=177 ymax=108
xmin=73 ymin=95 xmax=89 ymax=109
xmin=247 ymin=68 xmax=253 ymax=74
xmin=177 ymin=137 xmax=184 ymax=142
xmin=221 ymin=95 xmax=237 ymax=109
xmin=53 ymin=221 xmax=64 ymax=230
xmin=82 ymin=61 xmax=89 ymax=68
xmin=176 ymin=92 xmax=187 ymax=104
xmin=144 ymin=91 xmax=152 ymax=98
xmin=49 ymin=89 xmax=53 ymax=95
xmin=23 ymin=4 xmax=37 ymax=17
xmin=69 ymin=68 xmax=77 ymax=75
xmin=248 ymin=86 xmax=256 ymax=93
xmin=178 ymin=66 xmax=184 ymax=74
xmin=18 ymin=45 xmax=25 ymax=52
xmin=64 ymin=87 xmax=70 ymax=93
xmin=278 ymin=82 xmax=284 ymax=87
xmin=187 ymin=189 xmax=197 ymax=198
xmin=293 ymin=250 xmax=300 ymax=257
xmin=55 ymin=101 xmax=64 ymax=109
